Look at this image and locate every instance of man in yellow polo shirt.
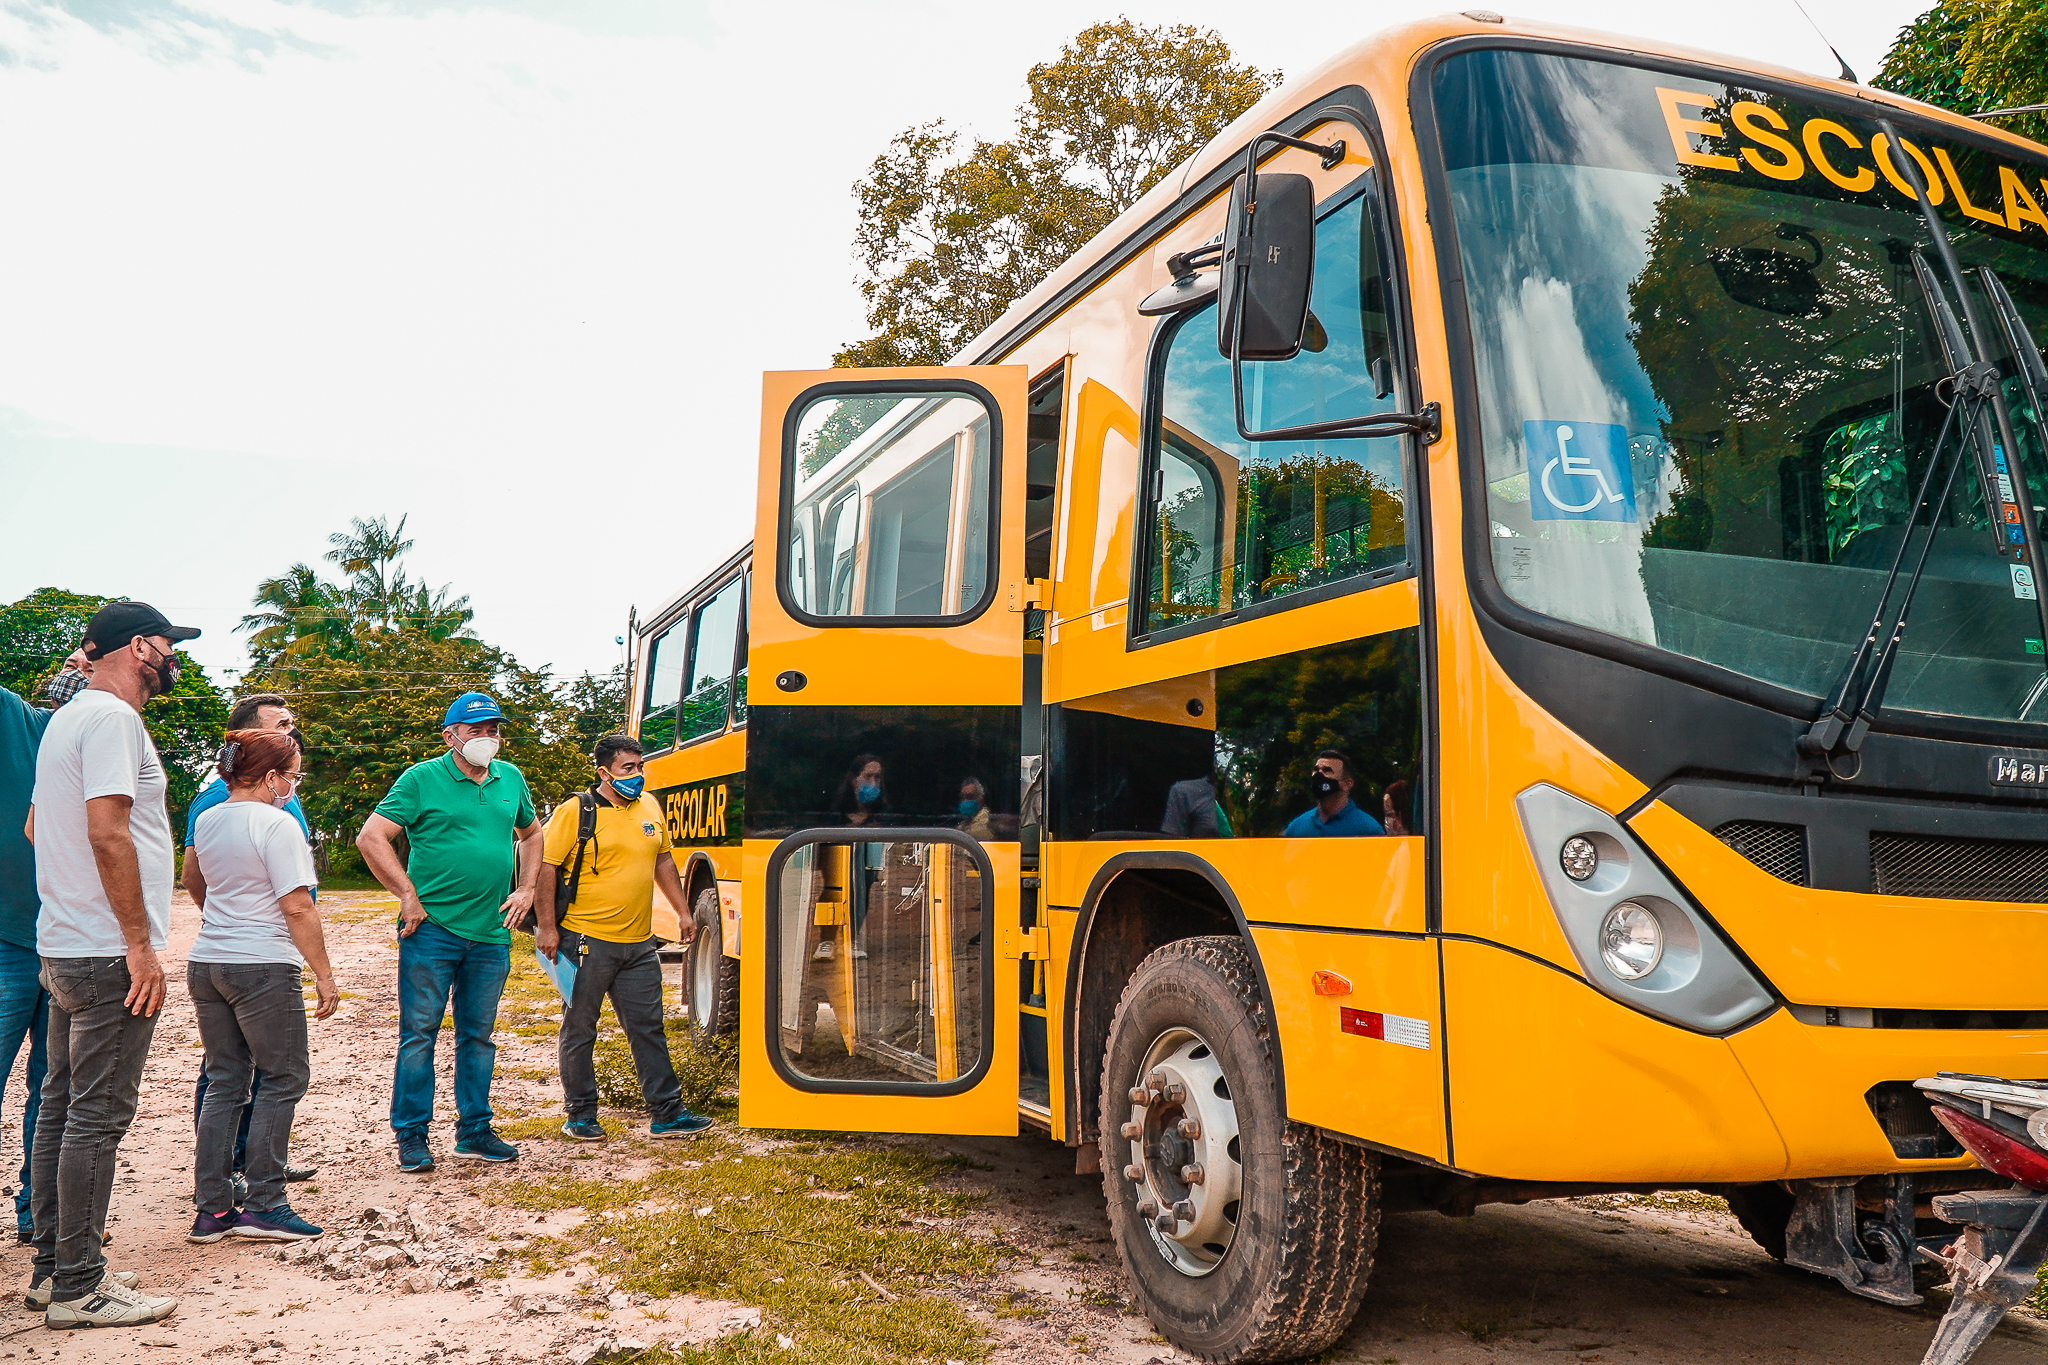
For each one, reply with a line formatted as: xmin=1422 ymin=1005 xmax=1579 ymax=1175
xmin=535 ymin=734 xmax=710 ymax=1140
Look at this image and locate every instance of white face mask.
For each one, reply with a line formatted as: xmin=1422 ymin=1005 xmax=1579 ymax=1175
xmin=460 ymin=736 xmax=501 ymax=768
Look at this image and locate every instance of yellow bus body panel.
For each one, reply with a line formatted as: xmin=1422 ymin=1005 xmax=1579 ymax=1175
xmin=1730 ymin=1009 xmax=2048 ymax=1177
xmin=1631 ymin=800 xmax=2048 ymax=1010
xmin=1443 ymin=938 xmax=1787 ymax=1182
xmin=642 ymin=728 xmax=747 ymax=944
xmin=1251 ymin=926 xmax=1446 ymax=1162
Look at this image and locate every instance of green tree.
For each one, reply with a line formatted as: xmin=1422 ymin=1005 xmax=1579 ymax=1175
xmin=250 ymin=632 xmax=593 ymax=843
xmin=0 ymin=586 xmax=229 ymax=832
xmin=564 ymin=665 xmax=628 ymax=756
xmin=241 ymin=563 xmax=349 ymax=668
xmin=837 ymin=19 xmax=1276 ymax=367
xmin=1878 ymin=1 xmax=2048 ymax=142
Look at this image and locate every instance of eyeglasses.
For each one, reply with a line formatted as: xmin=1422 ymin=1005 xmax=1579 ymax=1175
xmin=274 ymin=771 xmax=306 ymax=787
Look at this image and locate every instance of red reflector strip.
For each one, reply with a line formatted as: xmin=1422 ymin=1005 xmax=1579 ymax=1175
xmin=1339 ymin=1007 xmax=1431 ymax=1050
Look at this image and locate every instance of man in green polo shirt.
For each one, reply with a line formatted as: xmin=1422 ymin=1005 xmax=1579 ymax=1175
xmin=357 ymin=691 xmax=542 ymax=1172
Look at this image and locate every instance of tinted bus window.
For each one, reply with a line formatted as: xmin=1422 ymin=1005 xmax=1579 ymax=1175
xmin=679 ymin=576 xmax=744 ymax=745
xmin=1140 ymin=189 xmax=1410 ymax=635
xmin=640 ymin=619 xmax=686 ymax=750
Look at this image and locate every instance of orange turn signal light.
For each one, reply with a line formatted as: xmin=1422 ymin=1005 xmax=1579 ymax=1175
xmin=1312 ymin=969 xmax=1353 ymax=996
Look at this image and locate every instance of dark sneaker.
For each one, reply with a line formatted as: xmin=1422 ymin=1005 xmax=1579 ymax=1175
xmin=284 ymin=1163 xmax=318 ymax=1182
xmin=453 ymin=1130 xmax=519 ymax=1163
xmin=561 ymin=1118 xmax=607 ymax=1143
xmin=187 ymin=1210 xmax=240 ymax=1244
xmin=230 ymin=1204 xmax=322 ymax=1242
xmin=230 ymin=1172 xmax=248 ymax=1207
xmin=649 ymin=1112 xmax=715 ymax=1139
xmin=397 ymin=1138 xmax=435 ymax=1173
xmin=26 ymin=1271 xmax=137 ymax=1310
xmin=44 ymin=1277 xmax=175 ymax=1328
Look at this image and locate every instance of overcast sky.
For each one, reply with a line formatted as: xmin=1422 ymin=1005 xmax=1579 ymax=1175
xmin=0 ymin=0 xmax=1928 ymax=692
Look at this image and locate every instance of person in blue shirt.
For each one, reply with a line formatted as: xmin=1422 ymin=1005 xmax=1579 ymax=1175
xmin=0 ymin=685 xmax=53 ymax=1243
xmin=180 ymin=693 xmax=319 ymax=1201
xmin=1283 ymin=750 xmax=1385 ymax=838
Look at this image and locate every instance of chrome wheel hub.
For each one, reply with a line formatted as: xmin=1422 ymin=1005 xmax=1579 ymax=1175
xmin=1119 ymin=1027 xmax=1243 ymax=1276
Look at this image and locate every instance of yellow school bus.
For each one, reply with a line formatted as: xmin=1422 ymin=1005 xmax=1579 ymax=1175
xmin=632 ymin=15 xmax=2048 ymax=1360
xmin=631 ymin=544 xmax=749 ymax=1035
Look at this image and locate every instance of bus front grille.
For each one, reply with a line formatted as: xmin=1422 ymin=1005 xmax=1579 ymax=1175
xmin=1713 ymin=820 xmax=1809 ymax=886
xmin=1869 ymin=831 xmax=2048 ymax=903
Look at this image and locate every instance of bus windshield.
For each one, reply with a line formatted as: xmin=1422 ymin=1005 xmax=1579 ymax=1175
xmin=1434 ymin=48 xmax=2048 ymax=724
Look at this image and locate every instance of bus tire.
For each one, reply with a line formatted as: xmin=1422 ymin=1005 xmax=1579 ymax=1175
xmin=1725 ymin=1183 xmax=1793 ymax=1261
xmin=1098 ymin=935 xmax=1378 ymax=1364
xmin=684 ymin=885 xmax=739 ymax=1052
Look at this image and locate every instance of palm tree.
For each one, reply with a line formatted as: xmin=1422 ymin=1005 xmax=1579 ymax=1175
xmin=325 ymin=514 xmax=416 ymax=631
xmin=240 ymin=564 xmax=352 ymax=664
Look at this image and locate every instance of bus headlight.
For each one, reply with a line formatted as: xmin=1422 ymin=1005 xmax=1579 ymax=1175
xmin=1515 ymin=784 xmax=1776 ymax=1034
xmin=1600 ymin=902 xmax=1662 ymax=979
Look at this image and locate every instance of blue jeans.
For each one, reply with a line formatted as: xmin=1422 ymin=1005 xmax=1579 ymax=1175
xmin=0 ymin=941 xmax=48 ymax=1233
xmin=391 ymin=918 xmax=508 ymax=1144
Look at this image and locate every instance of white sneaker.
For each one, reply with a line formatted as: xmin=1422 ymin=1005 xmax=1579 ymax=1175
xmin=44 ymin=1277 xmax=175 ymax=1329
xmin=24 ymin=1270 xmax=137 ymax=1310
xmin=812 ymin=941 xmax=835 ymax=961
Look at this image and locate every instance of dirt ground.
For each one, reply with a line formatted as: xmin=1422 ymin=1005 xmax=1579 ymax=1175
xmin=0 ymin=888 xmax=2037 ymax=1365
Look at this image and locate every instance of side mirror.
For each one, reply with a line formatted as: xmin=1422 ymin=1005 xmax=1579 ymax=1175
xmin=1217 ymin=171 xmax=1316 ymax=362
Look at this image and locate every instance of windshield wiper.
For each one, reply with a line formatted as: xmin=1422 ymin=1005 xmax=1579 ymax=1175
xmin=1801 ymin=124 xmax=2048 ymax=770
xmin=1798 ymin=364 xmax=1988 ymax=765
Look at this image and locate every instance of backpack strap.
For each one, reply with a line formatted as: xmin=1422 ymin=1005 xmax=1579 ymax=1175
xmin=564 ymin=789 xmax=600 ymax=908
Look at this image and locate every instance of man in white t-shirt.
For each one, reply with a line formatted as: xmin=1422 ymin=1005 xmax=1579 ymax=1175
xmin=24 ymin=601 xmax=187 ymax=1329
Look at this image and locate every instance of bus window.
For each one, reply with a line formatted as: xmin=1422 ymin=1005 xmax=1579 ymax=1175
xmin=773 ymin=836 xmax=988 ymax=1090
xmin=786 ymin=389 xmax=999 ymax=621
xmin=819 ymin=487 xmax=861 ymax=615
xmin=1024 ymin=373 xmax=1064 ymax=582
xmin=731 ymin=571 xmax=749 ymax=728
xmin=1140 ymin=187 xmax=1410 ymax=636
xmin=640 ymin=617 xmax=686 ymax=751
xmin=678 ymin=575 xmax=744 ymax=745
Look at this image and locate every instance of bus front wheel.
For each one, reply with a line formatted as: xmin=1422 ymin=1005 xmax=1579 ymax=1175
xmin=684 ymin=886 xmax=739 ymax=1053
xmin=1098 ymin=935 xmax=1379 ymax=1364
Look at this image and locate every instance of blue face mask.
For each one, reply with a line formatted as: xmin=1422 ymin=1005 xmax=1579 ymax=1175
xmin=856 ymin=781 xmax=881 ymax=805
xmin=958 ymin=799 xmax=980 ymax=818
xmin=609 ymin=772 xmax=645 ymax=800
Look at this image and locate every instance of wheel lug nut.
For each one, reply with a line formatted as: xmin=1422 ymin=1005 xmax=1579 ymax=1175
xmin=1154 ymin=1212 xmax=1176 ymax=1233
xmin=1162 ymin=1083 xmax=1187 ymax=1103
xmin=1123 ymin=1163 xmax=1145 ymax=1182
xmin=1128 ymin=1087 xmax=1152 ymax=1106
xmin=1176 ymin=1118 xmax=1202 ymax=1139
xmin=1136 ymin=1200 xmax=1157 ymax=1219
xmin=1147 ymin=1071 xmax=1167 ymax=1093
xmin=1180 ymin=1163 xmax=1205 ymax=1184
xmin=1173 ymin=1200 xmax=1196 ymax=1221
xmin=1119 ymin=1121 xmax=1143 ymax=1140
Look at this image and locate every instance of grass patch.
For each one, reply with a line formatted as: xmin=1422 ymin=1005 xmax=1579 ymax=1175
xmin=485 ymin=1136 xmax=998 ymax=1364
xmin=1573 ymin=1191 xmax=1730 ymax=1214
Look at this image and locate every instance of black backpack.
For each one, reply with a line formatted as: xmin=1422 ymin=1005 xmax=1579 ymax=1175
xmin=519 ymin=789 xmax=598 ymax=935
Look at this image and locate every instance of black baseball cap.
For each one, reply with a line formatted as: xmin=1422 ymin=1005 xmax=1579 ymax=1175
xmin=82 ymin=601 xmax=202 ymax=660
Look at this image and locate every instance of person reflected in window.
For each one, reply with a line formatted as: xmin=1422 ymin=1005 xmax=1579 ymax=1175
xmin=956 ymin=778 xmax=992 ymax=841
xmin=1381 ymin=779 xmax=1413 ymax=837
xmin=1161 ymin=776 xmax=1232 ymax=838
xmin=821 ymin=755 xmax=886 ymax=964
xmin=834 ymin=754 xmax=886 ymax=828
xmin=1284 ymin=750 xmax=1384 ymax=838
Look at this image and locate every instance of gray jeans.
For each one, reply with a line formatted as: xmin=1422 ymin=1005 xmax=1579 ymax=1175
xmin=32 ymin=957 xmax=158 ymax=1299
xmin=558 ymin=932 xmax=682 ymax=1122
xmin=189 ymin=961 xmax=310 ymax=1213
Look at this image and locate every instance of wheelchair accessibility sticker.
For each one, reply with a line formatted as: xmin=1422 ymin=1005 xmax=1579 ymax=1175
xmin=1525 ymin=420 xmax=1636 ymax=523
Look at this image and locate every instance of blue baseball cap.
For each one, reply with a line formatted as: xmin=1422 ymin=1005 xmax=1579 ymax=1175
xmin=443 ymin=691 xmax=504 ymax=727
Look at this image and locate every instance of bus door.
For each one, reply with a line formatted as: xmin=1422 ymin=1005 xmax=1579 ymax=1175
xmin=741 ymin=366 xmax=1031 ymax=1135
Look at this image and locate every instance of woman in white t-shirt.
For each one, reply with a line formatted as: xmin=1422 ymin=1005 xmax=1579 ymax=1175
xmin=186 ymin=729 xmax=339 ymax=1246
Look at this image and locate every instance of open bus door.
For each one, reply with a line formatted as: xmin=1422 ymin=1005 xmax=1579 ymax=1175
xmin=740 ymin=366 xmax=1030 ymax=1135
